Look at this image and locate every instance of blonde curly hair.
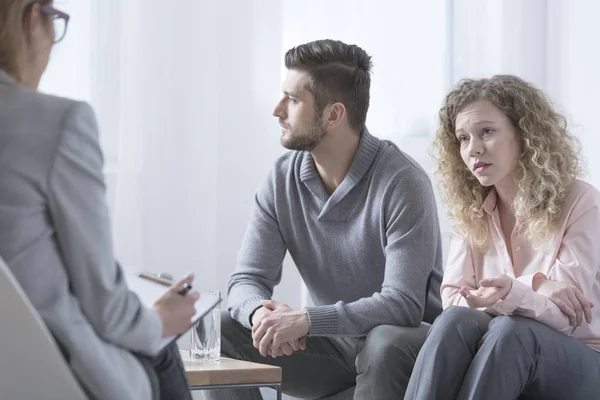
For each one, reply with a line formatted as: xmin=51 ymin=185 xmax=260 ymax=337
xmin=435 ymin=75 xmax=584 ymax=249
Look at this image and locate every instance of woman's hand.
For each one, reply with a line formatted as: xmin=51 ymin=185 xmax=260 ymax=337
xmin=533 ymin=274 xmax=593 ymax=326
xmin=152 ymin=274 xmax=200 ymax=337
xmin=459 ymin=274 xmax=513 ymax=308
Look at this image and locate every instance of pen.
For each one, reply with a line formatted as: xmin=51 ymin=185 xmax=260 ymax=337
xmin=138 ymin=272 xmax=193 ymax=296
xmin=178 ymin=283 xmax=192 ymax=296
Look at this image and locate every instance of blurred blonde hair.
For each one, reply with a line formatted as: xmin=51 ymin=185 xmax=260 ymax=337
xmin=0 ymin=0 xmax=48 ymax=83
xmin=435 ymin=75 xmax=583 ymax=249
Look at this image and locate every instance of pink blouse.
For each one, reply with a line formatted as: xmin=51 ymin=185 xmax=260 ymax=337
xmin=442 ymin=180 xmax=600 ymax=351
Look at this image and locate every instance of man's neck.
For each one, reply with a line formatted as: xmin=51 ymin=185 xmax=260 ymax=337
xmin=311 ymin=129 xmax=361 ymax=195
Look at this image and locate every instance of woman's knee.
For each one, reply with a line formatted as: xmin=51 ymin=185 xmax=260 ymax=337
xmin=435 ymin=306 xmax=477 ymax=324
xmin=432 ymin=306 xmax=488 ymax=331
xmin=486 ymin=315 xmax=537 ymax=345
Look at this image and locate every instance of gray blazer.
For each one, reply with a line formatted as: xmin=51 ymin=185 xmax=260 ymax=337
xmin=0 ymin=70 xmax=161 ymax=400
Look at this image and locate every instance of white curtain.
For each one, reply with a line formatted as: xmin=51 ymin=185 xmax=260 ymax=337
xmin=39 ymin=0 xmax=600 ymax=313
xmin=92 ymin=0 xmax=289 ymax=301
xmin=40 ymin=0 xmax=289 ymax=302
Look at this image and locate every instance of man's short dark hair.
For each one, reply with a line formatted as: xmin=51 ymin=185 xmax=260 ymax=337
xmin=284 ymin=39 xmax=373 ymax=132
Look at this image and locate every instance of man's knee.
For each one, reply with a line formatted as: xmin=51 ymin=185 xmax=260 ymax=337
xmin=219 ymin=310 xmax=253 ymax=358
xmin=356 ymin=324 xmax=429 ymax=373
xmin=221 ymin=310 xmax=243 ymax=335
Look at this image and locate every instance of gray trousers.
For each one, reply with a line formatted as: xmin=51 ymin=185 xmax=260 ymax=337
xmin=405 ymin=306 xmax=600 ymax=400
xmin=203 ymin=311 xmax=429 ymax=400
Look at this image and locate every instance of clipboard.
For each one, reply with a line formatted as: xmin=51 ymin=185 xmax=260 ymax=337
xmin=125 ymin=272 xmax=221 ymax=351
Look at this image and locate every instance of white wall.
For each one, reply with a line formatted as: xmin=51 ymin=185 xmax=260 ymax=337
xmin=451 ymin=0 xmax=549 ymax=88
xmin=547 ymin=1 xmax=600 ymax=189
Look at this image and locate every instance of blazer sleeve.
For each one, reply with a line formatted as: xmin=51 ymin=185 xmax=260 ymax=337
xmin=47 ymin=101 xmax=162 ymax=355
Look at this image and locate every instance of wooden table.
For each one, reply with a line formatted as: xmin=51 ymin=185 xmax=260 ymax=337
xmin=180 ymin=351 xmax=282 ymax=399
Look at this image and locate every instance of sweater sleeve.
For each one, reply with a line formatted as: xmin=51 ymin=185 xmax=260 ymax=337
xmin=226 ymin=170 xmax=287 ymax=329
xmin=305 ymin=169 xmax=442 ymax=336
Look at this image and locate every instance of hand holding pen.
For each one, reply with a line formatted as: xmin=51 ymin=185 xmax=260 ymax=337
xmin=149 ymin=273 xmax=200 ymax=338
xmin=139 ymin=271 xmax=194 ymax=296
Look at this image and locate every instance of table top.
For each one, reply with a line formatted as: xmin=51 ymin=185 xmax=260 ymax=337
xmin=180 ymin=350 xmax=282 ymax=386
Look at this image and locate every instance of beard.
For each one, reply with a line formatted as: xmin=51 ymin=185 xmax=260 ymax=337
xmin=280 ymin=117 xmax=327 ymax=151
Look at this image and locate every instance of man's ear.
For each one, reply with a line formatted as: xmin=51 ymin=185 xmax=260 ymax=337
xmin=323 ymin=102 xmax=346 ymax=128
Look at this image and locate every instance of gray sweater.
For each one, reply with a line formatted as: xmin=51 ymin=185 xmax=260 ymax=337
xmin=228 ymin=130 xmax=443 ymax=337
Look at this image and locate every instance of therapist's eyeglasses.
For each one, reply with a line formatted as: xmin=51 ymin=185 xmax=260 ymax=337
xmin=39 ymin=3 xmax=70 ymax=44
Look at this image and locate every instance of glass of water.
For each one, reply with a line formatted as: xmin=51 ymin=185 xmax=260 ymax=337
xmin=189 ymin=290 xmax=221 ymax=362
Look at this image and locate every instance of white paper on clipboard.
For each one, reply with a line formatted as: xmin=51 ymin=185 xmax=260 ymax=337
xmin=125 ymin=273 xmax=221 ymax=350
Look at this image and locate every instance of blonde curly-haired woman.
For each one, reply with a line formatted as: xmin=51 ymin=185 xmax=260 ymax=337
xmin=405 ymin=75 xmax=600 ymax=400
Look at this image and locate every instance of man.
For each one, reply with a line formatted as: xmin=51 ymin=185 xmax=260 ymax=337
xmin=207 ymin=39 xmax=443 ymax=400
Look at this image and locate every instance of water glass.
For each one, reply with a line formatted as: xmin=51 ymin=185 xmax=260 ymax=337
xmin=189 ymin=291 xmax=221 ymax=362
